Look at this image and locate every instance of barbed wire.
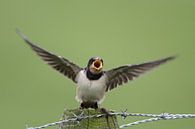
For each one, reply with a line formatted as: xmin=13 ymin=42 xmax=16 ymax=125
xmin=26 ymin=111 xmax=195 ymax=129
xmin=119 ymin=113 xmax=195 ymax=128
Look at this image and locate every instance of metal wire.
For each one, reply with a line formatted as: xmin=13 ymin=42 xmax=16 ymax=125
xmin=26 ymin=111 xmax=195 ymax=129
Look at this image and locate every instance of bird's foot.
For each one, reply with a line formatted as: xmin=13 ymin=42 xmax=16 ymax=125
xmin=97 ymin=108 xmax=112 ymax=118
xmin=79 ymin=102 xmax=98 ymax=109
xmin=79 ymin=102 xmax=111 ymax=118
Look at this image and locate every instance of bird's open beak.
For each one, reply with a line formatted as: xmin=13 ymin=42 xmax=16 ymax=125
xmin=92 ymin=59 xmax=103 ymax=71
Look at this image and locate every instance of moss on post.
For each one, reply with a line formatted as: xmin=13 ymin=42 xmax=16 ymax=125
xmin=58 ymin=109 xmax=119 ymax=129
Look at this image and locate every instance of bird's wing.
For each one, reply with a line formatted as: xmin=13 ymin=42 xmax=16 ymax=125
xmin=17 ymin=29 xmax=82 ymax=83
xmin=105 ymin=56 xmax=176 ymax=91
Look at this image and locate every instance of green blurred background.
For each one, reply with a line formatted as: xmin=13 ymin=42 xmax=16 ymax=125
xmin=0 ymin=0 xmax=195 ymax=129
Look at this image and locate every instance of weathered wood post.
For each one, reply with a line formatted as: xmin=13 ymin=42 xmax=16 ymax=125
xmin=58 ymin=109 xmax=119 ymax=129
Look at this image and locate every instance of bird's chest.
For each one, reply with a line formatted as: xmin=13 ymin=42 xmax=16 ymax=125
xmin=75 ymin=71 xmax=106 ymax=102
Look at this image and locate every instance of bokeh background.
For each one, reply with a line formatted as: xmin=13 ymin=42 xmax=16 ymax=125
xmin=0 ymin=0 xmax=195 ymax=129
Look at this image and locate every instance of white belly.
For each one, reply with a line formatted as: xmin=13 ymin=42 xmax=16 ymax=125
xmin=75 ymin=70 xmax=107 ymax=104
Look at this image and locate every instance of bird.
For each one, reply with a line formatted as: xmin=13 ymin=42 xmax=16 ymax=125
xmin=17 ymin=30 xmax=176 ymax=109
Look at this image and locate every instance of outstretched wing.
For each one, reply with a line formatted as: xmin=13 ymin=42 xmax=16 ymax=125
xmin=105 ymin=56 xmax=176 ymax=91
xmin=17 ymin=29 xmax=82 ymax=83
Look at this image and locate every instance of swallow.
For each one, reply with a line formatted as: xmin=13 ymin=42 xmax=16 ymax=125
xmin=17 ymin=30 xmax=176 ymax=109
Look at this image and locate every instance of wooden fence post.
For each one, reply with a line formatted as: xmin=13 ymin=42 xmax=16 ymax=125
xmin=58 ymin=108 xmax=119 ymax=129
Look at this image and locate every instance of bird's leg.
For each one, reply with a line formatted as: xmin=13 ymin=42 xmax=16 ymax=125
xmin=80 ymin=102 xmax=110 ymax=117
xmin=80 ymin=102 xmax=84 ymax=109
xmin=80 ymin=102 xmax=96 ymax=109
xmin=92 ymin=104 xmax=111 ymax=117
xmin=80 ymin=102 xmax=88 ymax=109
xmin=91 ymin=102 xmax=98 ymax=109
xmin=99 ymin=108 xmax=111 ymax=117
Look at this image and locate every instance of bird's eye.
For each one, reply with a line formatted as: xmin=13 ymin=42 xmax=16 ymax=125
xmin=91 ymin=59 xmax=95 ymax=64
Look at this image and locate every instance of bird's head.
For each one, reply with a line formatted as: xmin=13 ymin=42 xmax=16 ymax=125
xmin=87 ymin=57 xmax=103 ymax=74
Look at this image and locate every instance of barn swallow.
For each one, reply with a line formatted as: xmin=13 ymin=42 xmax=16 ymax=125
xmin=17 ymin=30 xmax=176 ymax=109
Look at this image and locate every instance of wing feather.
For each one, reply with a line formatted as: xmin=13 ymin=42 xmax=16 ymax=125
xmin=17 ymin=30 xmax=82 ymax=83
xmin=105 ymin=56 xmax=176 ymax=91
